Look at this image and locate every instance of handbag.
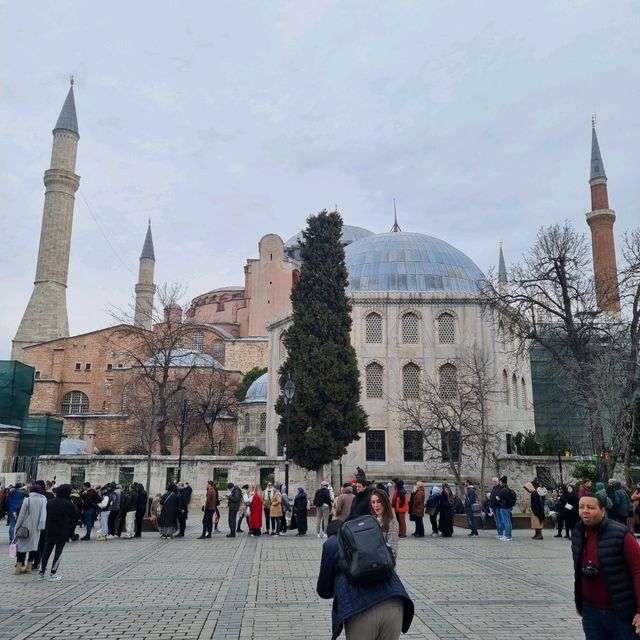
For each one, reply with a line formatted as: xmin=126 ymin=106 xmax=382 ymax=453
xmin=471 ymin=502 xmax=481 ymax=513
xmin=15 ymin=497 xmax=30 ymax=539
xmin=9 ymin=543 xmax=16 ymax=559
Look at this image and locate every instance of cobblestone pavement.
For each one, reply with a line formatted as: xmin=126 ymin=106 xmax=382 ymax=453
xmin=0 ymin=523 xmax=584 ymax=640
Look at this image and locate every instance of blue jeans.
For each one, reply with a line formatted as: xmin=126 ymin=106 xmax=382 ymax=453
xmin=8 ymin=512 xmax=17 ymax=543
xmin=494 ymin=507 xmax=504 ymax=536
xmin=582 ymin=604 xmax=637 ymax=640
xmin=501 ymin=508 xmax=512 ymax=538
xmin=465 ymin=506 xmax=478 ymax=534
xmin=84 ymin=507 xmax=96 ymax=538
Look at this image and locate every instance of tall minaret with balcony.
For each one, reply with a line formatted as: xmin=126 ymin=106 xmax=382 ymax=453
xmin=586 ymin=118 xmax=621 ymax=314
xmin=12 ymin=80 xmax=81 ymax=359
xmin=134 ymin=221 xmax=156 ymax=330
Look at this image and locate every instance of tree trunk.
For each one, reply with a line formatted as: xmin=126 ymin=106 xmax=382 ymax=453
xmin=624 ymin=413 xmax=636 ymax=486
xmin=146 ymin=452 xmax=152 ymax=498
xmin=157 ymin=420 xmax=169 ymax=455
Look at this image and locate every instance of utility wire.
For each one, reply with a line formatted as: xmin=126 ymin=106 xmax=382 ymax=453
xmin=78 ymin=188 xmax=137 ymax=277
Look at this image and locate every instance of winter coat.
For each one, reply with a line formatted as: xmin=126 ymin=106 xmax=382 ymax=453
xmin=392 ymin=481 xmax=409 ymax=513
xmin=314 ymin=487 xmax=332 ymax=508
xmin=136 ymin=487 xmax=148 ymax=513
xmin=270 ymin=491 xmax=283 ymax=518
xmin=524 ymin=482 xmax=545 ymax=529
xmin=7 ymin=488 xmax=26 ymax=515
xmin=227 ymin=486 xmax=242 ymax=510
xmin=15 ymin=493 xmax=47 ymax=553
xmin=44 ymin=486 xmax=79 ymax=544
xmin=333 ymin=491 xmax=355 ymax=519
xmin=205 ymin=486 xmax=217 ymax=510
xmin=317 ymin=534 xmax=414 ymax=640
xmin=158 ymin=490 xmax=181 ymax=529
xmin=410 ymin=487 xmax=425 ymax=518
xmin=348 ymin=487 xmax=373 ymax=519
xmin=262 ymin=487 xmax=274 ymax=508
xmin=249 ymin=493 xmax=263 ymax=529
xmin=613 ymin=482 xmax=633 ymax=518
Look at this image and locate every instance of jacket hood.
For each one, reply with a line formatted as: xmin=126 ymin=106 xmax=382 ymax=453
xmin=56 ymin=484 xmax=72 ymax=499
xmin=523 ymin=481 xmax=535 ymax=493
xmin=613 ymin=481 xmax=622 ymax=490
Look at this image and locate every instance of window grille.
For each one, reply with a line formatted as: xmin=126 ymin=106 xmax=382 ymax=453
xmin=401 ymin=313 xmax=419 ymax=343
xmin=70 ymin=466 xmax=86 ymax=489
xmin=244 ymin=413 xmax=251 ymax=433
xmin=119 ymin=467 xmax=135 ymax=488
xmin=259 ymin=412 xmax=267 ymax=433
xmin=439 ymin=364 xmax=457 ymax=398
xmin=402 ymin=363 xmax=420 ymax=399
xmin=365 ymin=313 xmax=383 ymax=343
xmin=502 ymin=370 xmax=510 ymax=404
xmin=366 ymin=430 xmax=386 ymax=461
xmin=366 ymin=363 xmax=383 ymax=398
xmin=437 ymin=313 xmax=455 ymax=344
xmin=520 ymin=378 xmax=527 ymax=409
xmin=512 ymin=374 xmax=519 ymax=408
xmin=212 ymin=340 xmax=225 ymax=360
xmin=191 ymin=331 xmax=204 ymax=352
xmin=442 ymin=430 xmax=461 ymax=462
xmin=104 ymin=380 xmax=112 ymax=397
xmin=403 ymin=431 xmax=423 ymax=462
xmin=61 ymin=390 xmax=89 ymax=414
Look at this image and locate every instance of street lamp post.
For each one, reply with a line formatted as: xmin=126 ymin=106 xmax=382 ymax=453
xmin=283 ymin=374 xmax=296 ymax=492
xmin=555 ymin=434 xmax=564 ymax=486
xmin=177 ymin=398 xmax=188 ymax=482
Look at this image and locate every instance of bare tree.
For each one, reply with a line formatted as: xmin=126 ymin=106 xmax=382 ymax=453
xmin=394 ymin=345 xmax=501 ymax=488
xmin=481 ymin=222 xmax=640 ymax=467
xmin=110 ymin=283 xmax=213 ymax=454
xmin=182 ymin=366 xmax=239 ymax=454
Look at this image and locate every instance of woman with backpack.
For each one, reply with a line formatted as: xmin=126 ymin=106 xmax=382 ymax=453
xmin=438 ymin=483 xmax=455 ymax=537
xmin=391 ymin=479 xmax=409 ymax=539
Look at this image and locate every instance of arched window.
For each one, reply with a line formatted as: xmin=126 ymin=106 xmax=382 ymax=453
xmin=61 ymin=390 xmax=89 ymax=414
xmin=401 ymin=313 xmax=419 ymax=343
xmin=402 ymin=363 xmax=420 ymax=399
xmin=439 ymin=364 xmax=457 ymax=398
xmin=512 ymin=374 xmax=519 ymax=408
xmin=365 ymin=313 xmax=383 ymax=343
xmin=244 ymin=413 xmax=251 ymax=433
xmin=437 ymin=313 xmax=455 ymax=344
xmin=259 ymin=412 xmax=267 ymax=433
xmin=191 ymin=331 xmax=204 ymax=352
xmin=502 ymin=370 xmax=510 ymax=405
xmin=365 ymin=362 xmax=383 ymax=398
xmin=212 ymin=339 xmax=225 ymax=361
xmin=520 ymin=378 xmax=527 ymax=409
xmin=122 ymin=383 xmax=132 ymax=411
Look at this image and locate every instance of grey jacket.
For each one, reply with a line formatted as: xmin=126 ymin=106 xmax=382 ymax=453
xmin=15 ymin=493 xmax=47 ymax=553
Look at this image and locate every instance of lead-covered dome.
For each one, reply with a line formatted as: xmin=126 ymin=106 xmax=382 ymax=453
xmin=345 ymin=232 xmax=484 ymax=294
xmin=244 ymin=372 xmax=268 ymax=403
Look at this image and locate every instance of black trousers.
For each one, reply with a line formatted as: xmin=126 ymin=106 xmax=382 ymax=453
xmin=228 ymin=509 xmax=238 ymax=536
xmin=39 ymin=541 xmax=66 ymax=575
xmin=414 ymin=517 xmax=425 ymax=537
xmin=16 ymin=550 xmax=36 ymax=565
xmin=263 ymin=508 xmax=271 ymax=531
xmin=108 ymin=511 xmax=118 ymax=535
xmin=203 ymin=509 xmax=214 ymax=536
xmin=33 ymin=531 xmax=47 ymax=570
xmin=134 ymin=509 xmax=145 ymax=537
xmin=178 ymin=511 xmax=188 ymax=535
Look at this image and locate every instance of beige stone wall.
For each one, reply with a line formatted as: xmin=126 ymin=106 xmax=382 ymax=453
xmin=224 ymin=339 xmax=268 ymax=374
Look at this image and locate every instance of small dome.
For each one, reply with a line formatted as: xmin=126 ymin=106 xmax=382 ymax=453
xmin=244 ymin=372 xmax=268 ymax=402
xmin=284 ymin=224 xmax=374 ymax=260
xmin=345 ymin=232 xmax=484 ymax=294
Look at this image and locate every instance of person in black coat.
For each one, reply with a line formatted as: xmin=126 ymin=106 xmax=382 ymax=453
xmin=293 ymin=487 xmax=308 ymax=536
xmin=134 ymin=482 xmax=148 ymax=538
xmin=348 ymin=471 xmax=374 ymax=519
xmin=38 ymin=484 xmax=78 ymax=581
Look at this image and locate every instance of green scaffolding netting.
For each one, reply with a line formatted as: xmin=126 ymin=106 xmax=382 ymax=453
xmin=0 ymin=360 xmax=34 ymax=428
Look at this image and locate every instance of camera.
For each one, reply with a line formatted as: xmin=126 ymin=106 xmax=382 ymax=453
xmin=582 ymin=562 xmax=599 ymax=578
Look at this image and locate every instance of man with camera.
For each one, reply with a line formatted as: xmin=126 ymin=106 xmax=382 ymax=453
xmin=573 ymin=492 xmax=640 ymax=638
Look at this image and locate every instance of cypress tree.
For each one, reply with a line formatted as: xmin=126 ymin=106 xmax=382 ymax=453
xmin=275 ymin=210 xmax=367 ymax=471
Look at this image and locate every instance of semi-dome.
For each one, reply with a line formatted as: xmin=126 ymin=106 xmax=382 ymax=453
xmin=284 ymin=224 xmax=374 ymax=260
xmin=345 ymin=232 xmax=485 ymax=294
xmin=244 ymin=372 xmax=268 ymax=402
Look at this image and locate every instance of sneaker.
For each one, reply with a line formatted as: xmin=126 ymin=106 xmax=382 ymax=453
xmin=48 ymin=574 xmax=62 ymax=582
xmin=317 ymin=533 xmax=322 ymax=538
xmin=430 ymin=532 xmax=438 ymax=537
xmin=504 ymin=537 xmax=513 ymax=541
xmin=278 ymin=532 xmax=285 ymax=536
xmin=322 ymin=533 xmax=328 ymax=538
xmin=499 ymin=535 xmax=507 ymax=541
xmin=107 ymin=535 xmax=114 ymax=539
xmin=37 ymin=573 xmax=45 ymax=581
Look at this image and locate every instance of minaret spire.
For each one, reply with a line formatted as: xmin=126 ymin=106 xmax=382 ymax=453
xmin=134 ymin=220 xmax=156 ymax=330
xmin=390 ymin=199 xmax=401 ymax=232
xmin=498 ymin=240 xmax=508 ymax=295
xmin=12 ymin=82 xmax=81 ymax=359
xmin=585 ymin=119 xmax=620 ymax=314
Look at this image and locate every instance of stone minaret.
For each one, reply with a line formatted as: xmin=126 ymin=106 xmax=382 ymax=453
xmin=134 ymin=221 xmax=156 ymax=330
xmin=586 ymin=119 xmax=621 ymax=314
xmin=12 ymin=81 xmax=80 ymax=360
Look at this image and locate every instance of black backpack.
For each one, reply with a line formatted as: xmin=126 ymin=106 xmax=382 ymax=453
xmin=505 ymin=488 xmax=517 ymax=508
xmin=337 ymin=515 xmax=395 ymax=585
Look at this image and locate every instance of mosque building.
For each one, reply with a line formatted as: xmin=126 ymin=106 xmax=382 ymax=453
xmin=9 ymin=84 xmax=622 ymax=481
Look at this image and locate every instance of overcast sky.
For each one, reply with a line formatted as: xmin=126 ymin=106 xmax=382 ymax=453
xmin=2 ymin=2 xmax=639 ymax=359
